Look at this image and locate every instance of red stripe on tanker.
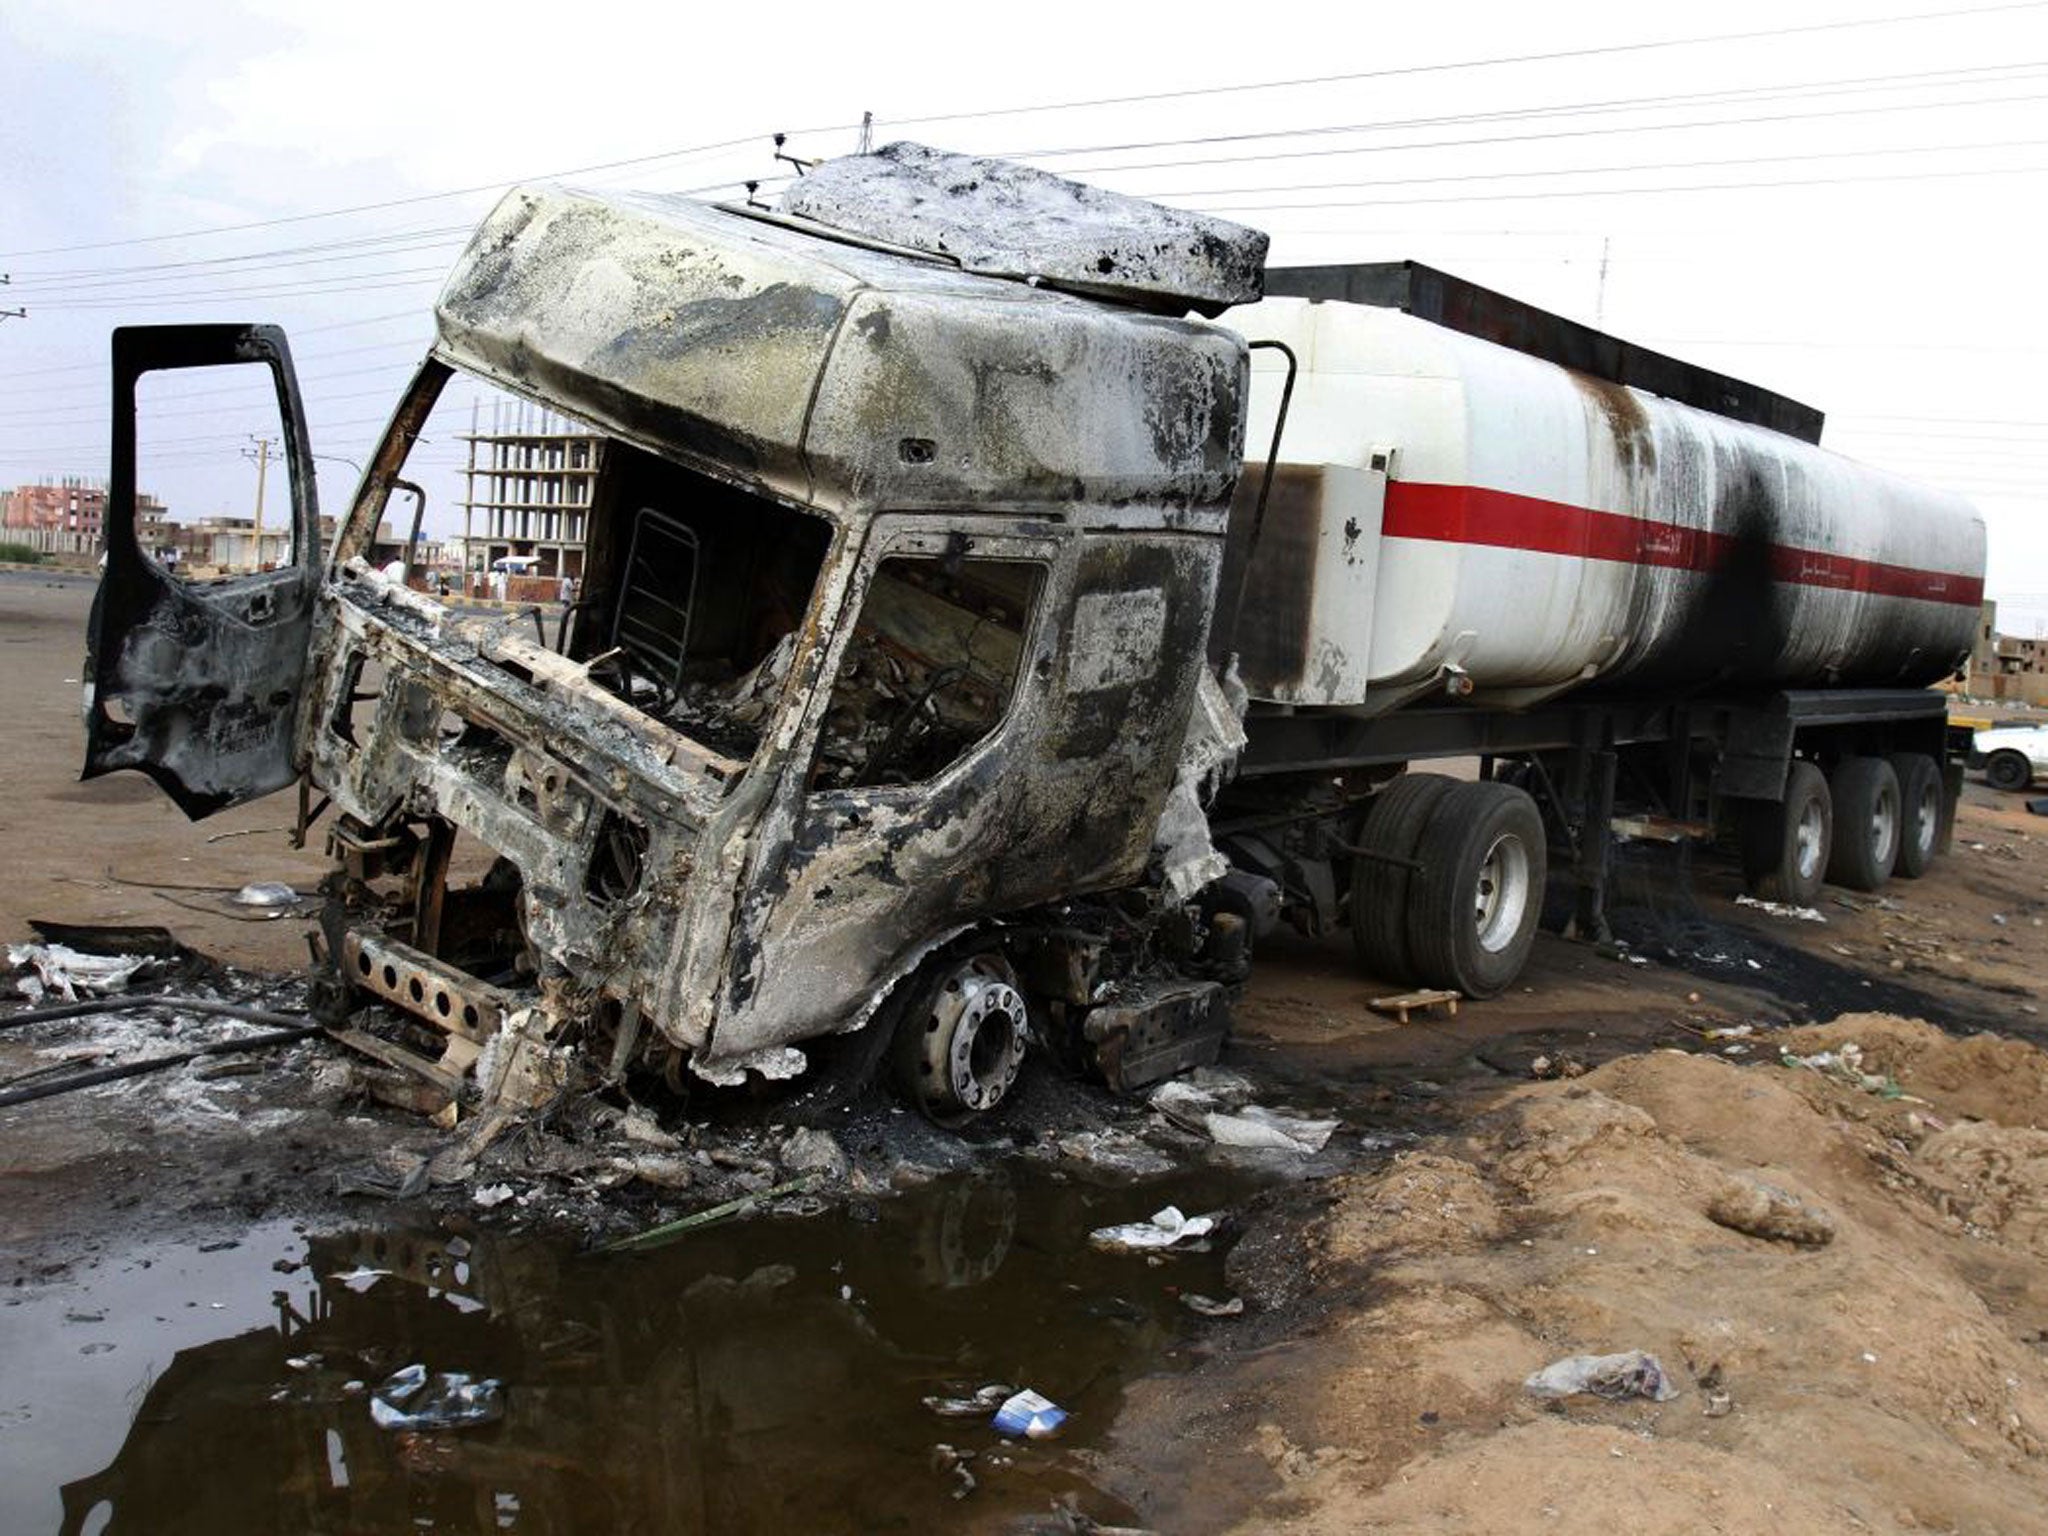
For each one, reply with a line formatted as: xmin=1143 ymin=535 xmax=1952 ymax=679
xmin=1381 ymin=482 xmax=1985 ymax=608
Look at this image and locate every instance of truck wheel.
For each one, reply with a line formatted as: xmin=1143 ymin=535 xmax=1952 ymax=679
xmin=892 ymin=952 xmax=1028 ymax=1127
xmin=1738 ymin=760 xmax=1832 ymax=905
xmin=1349 ymin=774 xmax=1457 ymax=983
xmin=1986 ymin=750 xmax=2034 ymax=793
xmin=1404 ymin=781 xmax=1547 ymax=998
xmin=1825 ymin=757 xmax=1901 ymax=891
xmin=1889 ymin=752 xmax=1942 ymax=879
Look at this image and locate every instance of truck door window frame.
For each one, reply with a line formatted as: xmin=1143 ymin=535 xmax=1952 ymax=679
xmin=801 ymin=523 xmax=1058 ymax=796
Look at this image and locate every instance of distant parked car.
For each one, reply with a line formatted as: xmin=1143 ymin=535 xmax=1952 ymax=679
xmin=1972 ymin=722 xmax=2048 ymax=792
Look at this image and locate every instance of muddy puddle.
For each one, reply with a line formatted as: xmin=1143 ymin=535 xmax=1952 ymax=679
xmin=2 ymin=1160 xmax=1279 ymax=1534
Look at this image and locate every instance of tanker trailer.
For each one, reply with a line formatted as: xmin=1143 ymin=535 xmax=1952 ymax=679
xmin=1203 ymin=261 xmax=1986 ymax=998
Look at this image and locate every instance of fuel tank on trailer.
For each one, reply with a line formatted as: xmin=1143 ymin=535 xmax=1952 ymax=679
xmin=1217 ymin=296 xmax=1986 ymax=711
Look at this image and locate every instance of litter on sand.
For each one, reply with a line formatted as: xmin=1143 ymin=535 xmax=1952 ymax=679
xmin=1149 ymin=1074 xmax=1337 ymax=1155
xmin=1201 ymin=1105 xmax=1339 ymax=1155
xmin=1180 ymin=1293 xmax=1245 ymax=1318
xmin=1735 ymin=894 xmax=1827 ymax=923
xmin=369 ymin=1364 xmax=505 ymax=1431
xmin=7 ymin=942 xmax=151 ymax=1003
xmin=990 ymin=1388 xmax=1068 ymax=1439
xmin=1779 ymin=1042 xmax=1912 ymax=1100
xmin=1524 ymin=1351 xmax=1681 ymax=1403
xmin=1088 ymin=1205 xmax=1218 ymax=1254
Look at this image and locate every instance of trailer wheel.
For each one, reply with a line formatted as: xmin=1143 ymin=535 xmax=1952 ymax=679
xmin=1404 ymin=781 xmax=1547 ymax=998
xmin=1349 ymin=774 xmax=1458 ymax=983
xmin=892 ymin=952 xmax=1028 ymax=1127
xmin=1738 ymin=760 xmax=1832 ymax=905
xmin=1825 ymin=757 xmax=1901 ymax=892
xmin=1986 ymin=749 xmax=2034 ymax=793
xmin=1889 ymin=752 xmax=1942 ymax=880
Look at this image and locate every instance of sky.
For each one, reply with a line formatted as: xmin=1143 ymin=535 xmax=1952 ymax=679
xmin=2 ymin=0 xmax=2045 ymax=628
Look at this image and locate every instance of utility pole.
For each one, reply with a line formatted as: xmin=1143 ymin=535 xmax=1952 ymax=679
xmin=1594 ymin=238 xmax=1612 ymax=331
xmin=242 ymin=434 xmax=275 ymax=572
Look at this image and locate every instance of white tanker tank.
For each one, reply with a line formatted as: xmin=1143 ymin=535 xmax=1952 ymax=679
xmin=1216 ymin=266 xmax=1987 ymax=713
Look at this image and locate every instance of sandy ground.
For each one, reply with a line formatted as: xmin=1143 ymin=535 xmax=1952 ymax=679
xmin=6 ymin=569 xmax=2048 ymax=1533
xmin=1103 ymin=1014 xmax=2048 ymax=1535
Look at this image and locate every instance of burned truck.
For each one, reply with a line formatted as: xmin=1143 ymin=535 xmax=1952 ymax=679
xmin=85 ymin=145 xmax=1986 ymax=1122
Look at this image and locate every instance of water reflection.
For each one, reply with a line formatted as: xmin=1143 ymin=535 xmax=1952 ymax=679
xmin=58 ymin=1166 xmax=1240 ymax=1534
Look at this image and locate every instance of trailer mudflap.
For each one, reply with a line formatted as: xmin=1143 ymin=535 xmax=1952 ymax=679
xmin=1083 ymin=977 xmax=1230 ymax=1093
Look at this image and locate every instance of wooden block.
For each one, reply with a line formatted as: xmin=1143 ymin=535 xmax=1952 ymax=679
xmin=1369 ymin=988 xmax=1462 ymax=1025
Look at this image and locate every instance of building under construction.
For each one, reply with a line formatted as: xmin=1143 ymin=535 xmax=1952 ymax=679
xmin=458 ymin=400 xmax=603 ymax=580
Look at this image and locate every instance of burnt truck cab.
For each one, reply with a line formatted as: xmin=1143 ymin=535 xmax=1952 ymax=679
xmin=86 ymin=155 xmax=1264 ymax=1114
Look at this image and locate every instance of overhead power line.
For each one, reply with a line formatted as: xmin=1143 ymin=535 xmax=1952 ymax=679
xmin=1182 ymin=157 xmax=2048 ymax=211
xmin=1005 ymin=59 xmax=2048 ymax=171
xmin=881 ymin=0 xmax=2048 ymax=128
xmin=8 ymin=0 xmax=2041 ymax=263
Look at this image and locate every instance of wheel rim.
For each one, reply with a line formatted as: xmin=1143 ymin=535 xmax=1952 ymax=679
xmin=1870 ymin=789 xmax=1899 ymax=866
xmin=1473 ymin=831 xmax=1532 ymax=954
xmin=1794 ymin=799 xmax=1826 ymax=882
xmin=911 ymin=957 xmax=1027 ymax=1119
xmin=1911 ymin=779 xmax=1938 ymax=855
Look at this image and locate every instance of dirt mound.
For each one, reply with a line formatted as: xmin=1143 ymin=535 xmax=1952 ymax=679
xmin=1777 ymin=1012 xmax=2048 ymax=1127
xmin=1113 ymin=1014 xmax=2048 ymax=1535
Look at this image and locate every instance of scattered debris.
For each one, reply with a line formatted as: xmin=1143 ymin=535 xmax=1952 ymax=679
xmin=1736 ymin=894 xmax=1827 ymax=923
xmin=1202 ymin=1105 xmax=1339 ymax=1155
xmin=1524 ymin=1351 xmax=1681 ymax=1403
xmin=7 ymin=942 xmax=151 ymax=1003
xmin=599 ymin=1176 xmax=817 ymax=1254
xmin=1369 ymin=988 xmax=1461 ymax=1025
xmin=1147 ymin=1073 xmax=1335 ymax=1154
xmin=930 ymin=1443 xmax=978 ymax=1500
xmin=1088 ymin=1205 xmax=1218 ymax=1254
xmin=1706 ymin=1177 xmax=1836 ymax=1246
xmin=1180 ymin=1293 xmax=1245 ymax=1318
xmin=991 ymin=1388 xmax=1069 ymax=1440
xmin=779 ymin=1127 xmax=851 ymax=1181
xmin=1528 ymin=1053 xmax=1587 ymax=1081
xmin=334 ymin=1151 xmax=431 ymax=1202
xmin=368 ymin=1365 xmax=505 ymax=1431
xmin=922 ymin=1384 xmax=1014 ymax=1419
xmin=1047 ymin=1128 xmax=1177 ymax=1177
xmin=471 ymin=1183 xmax=516 ymax=1209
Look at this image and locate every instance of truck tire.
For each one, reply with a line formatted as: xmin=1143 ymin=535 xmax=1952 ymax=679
xmin=1738 ymin=760 xmax=1832 ymax=905
xmin=1986 ymin=749 xmax=2034 ymax=793
xmin=1825 ymin=757 xmax=1901 ymax=891
xmin=1403 ymin=781 xmax=1547 ymax=998
xmin=1889 ymin=752 xmax=1942 ymax=880
xmin=1350 ymin=774 xmax=1457 ymax=983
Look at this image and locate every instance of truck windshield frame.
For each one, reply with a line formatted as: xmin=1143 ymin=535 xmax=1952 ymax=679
xmin=328 ymin=357 xmax=854 ymax=781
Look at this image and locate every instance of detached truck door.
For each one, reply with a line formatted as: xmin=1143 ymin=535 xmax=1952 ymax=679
xmin=83 ymin=324 xmax=320 ymax=819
